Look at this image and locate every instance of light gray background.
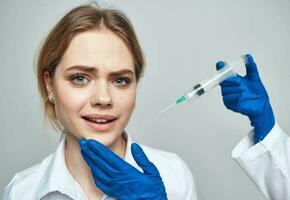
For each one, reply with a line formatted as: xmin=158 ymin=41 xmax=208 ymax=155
xmin=1 ymin=0 xmax=290 ymax=199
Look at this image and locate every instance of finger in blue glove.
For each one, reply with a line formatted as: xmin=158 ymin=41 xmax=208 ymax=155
xmin=131 ymin=143 xmax=161 ymax=176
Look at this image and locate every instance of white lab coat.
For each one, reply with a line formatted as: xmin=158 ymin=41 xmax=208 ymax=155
xmin=2 ymin=132 xmax=196 ymax=200
xmin=232 ymin=123 xmax=290 ymax=200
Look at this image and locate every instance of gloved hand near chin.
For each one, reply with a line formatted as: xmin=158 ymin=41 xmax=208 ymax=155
xmin=79 ymin=139 xmax=167 ymax=200
xmin=216 ymin=54 xmax=275 ymax=144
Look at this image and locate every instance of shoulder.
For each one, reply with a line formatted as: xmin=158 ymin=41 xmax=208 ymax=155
xmin=2 ymin=154 xmax=54 ymax=200
xmin=140 ymin=144 xmax=187 ymax=173
xmin=140 ymin=145 xmax=197 ymax=200
xmin=139 ymin=144 xmax=191 ymax=176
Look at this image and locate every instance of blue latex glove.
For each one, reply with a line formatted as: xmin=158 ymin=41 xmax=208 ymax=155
xmin=79 ymin=139 xmax=167 ymax=200
xmin=216 ymin=54 xmax=275 ymax=144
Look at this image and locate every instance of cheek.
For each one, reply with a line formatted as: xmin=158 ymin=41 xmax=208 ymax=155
xmin=54 ymin=83 xmax=87 ymax=126
xmin=115 ymin=87 xmax=136 ymax=114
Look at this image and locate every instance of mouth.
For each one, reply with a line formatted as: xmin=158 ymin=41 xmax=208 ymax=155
xmin=81 ymin=116 xmax=118 ymax=132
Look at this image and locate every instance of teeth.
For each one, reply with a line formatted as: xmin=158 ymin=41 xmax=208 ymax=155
xmin=87 ymin=118 xmax=110 ymax=123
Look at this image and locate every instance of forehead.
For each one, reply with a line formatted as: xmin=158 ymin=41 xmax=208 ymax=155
xmin=59 ymin=29 xmax=134 ymax=73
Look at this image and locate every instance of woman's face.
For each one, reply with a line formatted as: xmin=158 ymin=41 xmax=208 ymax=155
xmin=44 ymin=29 xmax=136 ymax=146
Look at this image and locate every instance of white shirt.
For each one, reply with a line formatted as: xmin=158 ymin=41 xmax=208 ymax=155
xmin=232 ymin=123 xmax=290 ymax=199
xmin=2 ymin=133 xmax=196 ymax=200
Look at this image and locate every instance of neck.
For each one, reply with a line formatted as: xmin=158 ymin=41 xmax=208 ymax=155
xmin=64 ymin=132 xmax=127 ymax=199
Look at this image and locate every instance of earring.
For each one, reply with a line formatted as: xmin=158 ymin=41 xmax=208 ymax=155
xmin=49 ymin=95 xmax=55 ymax=103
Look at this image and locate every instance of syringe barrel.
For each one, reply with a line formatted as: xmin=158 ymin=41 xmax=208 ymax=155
xmin=184 ymin=84 xmax=204 ymax=102
xmin=184 ymin=56 xmax=246 ymax=102
xmin=183 ymin=67 xmax=234 ymax=102
xmin=200 ymin=64 xmax=236 ymax=92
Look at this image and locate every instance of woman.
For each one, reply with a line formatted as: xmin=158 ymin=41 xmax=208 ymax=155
xmin=2 ymin=3 xmax=196 ymax=200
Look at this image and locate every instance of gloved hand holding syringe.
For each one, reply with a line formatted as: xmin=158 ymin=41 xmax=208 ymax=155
xmin=158 ymin=55 xmax=247 ymax=114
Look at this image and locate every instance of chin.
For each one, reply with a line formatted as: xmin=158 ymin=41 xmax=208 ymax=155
xmin=84 ymin=131 xmax=122 ymax=147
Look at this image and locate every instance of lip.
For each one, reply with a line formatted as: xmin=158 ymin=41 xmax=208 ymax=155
xmin=82 ymin=114 xmax=117 ymax=120
xmin=82 ymin=114 xmax=118 ymax=132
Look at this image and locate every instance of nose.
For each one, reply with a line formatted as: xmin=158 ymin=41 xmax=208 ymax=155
xmin=90 ymin=81 xmax=112 ymax=108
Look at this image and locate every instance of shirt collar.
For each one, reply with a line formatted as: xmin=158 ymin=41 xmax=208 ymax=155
xmin=35 ymin=131 xmax=138 ymax=200
xmin=36 ymin=133 xmax=87 ymax=200
xmin=123 ymin=132 xmax=141 ymax=170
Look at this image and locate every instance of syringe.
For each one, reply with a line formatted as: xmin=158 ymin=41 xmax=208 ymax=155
xmin=158 ymin=55 xmax=247 ymax=115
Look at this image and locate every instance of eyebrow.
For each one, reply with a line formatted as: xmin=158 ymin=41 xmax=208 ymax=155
xmin=64 ymin=65 xmax=134 ymax=76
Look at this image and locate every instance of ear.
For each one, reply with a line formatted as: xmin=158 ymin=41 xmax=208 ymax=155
xmin=44 ymin=71 xmax=54 ymax=95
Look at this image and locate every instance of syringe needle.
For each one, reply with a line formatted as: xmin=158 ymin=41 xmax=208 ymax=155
xmin=158 ymin=102 xmax=176 ymax=115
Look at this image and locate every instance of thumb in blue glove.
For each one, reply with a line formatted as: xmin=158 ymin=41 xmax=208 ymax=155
xmin=131 ymin=143 xmax=162 ymax=177
xmin=216 ymin=54 xmax=275 ymax=144
xmin=79 ymin=138 xmax=167 ymax=200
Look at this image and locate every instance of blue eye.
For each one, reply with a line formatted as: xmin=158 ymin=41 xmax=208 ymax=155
xmin=113 ymin=77 xmax=131 ymax=87
xmin=71 ymin=74 xmax=89 ymax=85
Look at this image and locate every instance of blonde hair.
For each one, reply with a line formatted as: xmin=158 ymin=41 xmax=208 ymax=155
xmin=35 ymin=3 xmax=145 ymax=132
